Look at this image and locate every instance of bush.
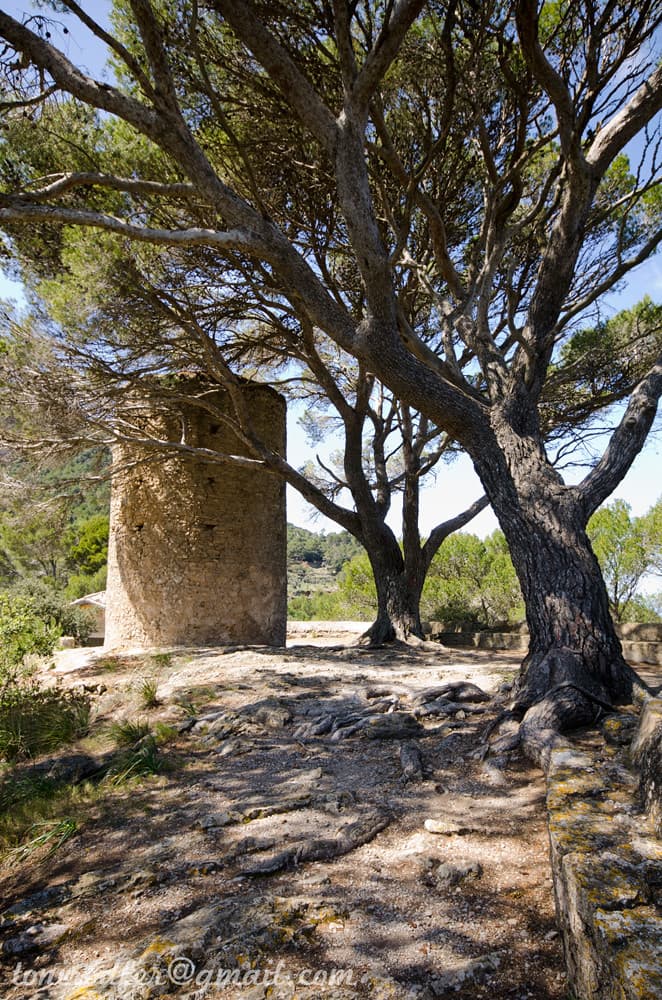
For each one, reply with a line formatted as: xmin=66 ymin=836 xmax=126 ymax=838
xmin=0 ymin=683 xmax=90 ymax=760
xmin=288 ymin=588 xmax=363 ymax=620
xmin=1 ymin=580 xmax=92 ymax=657
xmin=620 ymin=593 xmax=662 ymax=623
xmin=422 ymin=531 xmax=523 ymax=627
xmin=0 ymin=591 xmax=62 ymax=681
xmin=64 ymin=565 xmax=107 ymax=601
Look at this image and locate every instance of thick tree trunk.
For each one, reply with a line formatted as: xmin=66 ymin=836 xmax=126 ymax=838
xmin=360 ymin=544 xmax=425 ymax=645
xmin=506 ymin=508 xmax=642 ymax=712
xmin=471 ymin=413 xmax=650 ymax=755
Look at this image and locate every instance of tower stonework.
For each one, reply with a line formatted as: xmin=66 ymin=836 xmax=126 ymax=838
xmin=104 ymin=383 xmax=286 ymax=649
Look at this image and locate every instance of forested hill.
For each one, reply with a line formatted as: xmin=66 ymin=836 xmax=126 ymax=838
xmin=0 ymin=448 xmax=111 ymax=600
xmin=287 ymin=525 xmax=363 ymax=573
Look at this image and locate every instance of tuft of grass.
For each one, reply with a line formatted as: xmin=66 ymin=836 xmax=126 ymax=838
xmin=109 ymin=718 xmax=151 ymax=747
xmin=104 ymin=735 xmax=164 ymax=785
xmin=139 ymin=677 xmax=160 ymax=709
xmin=154 ymin=722 xmax=178 ymax=745
xmin=176 ymin=698 xmax=198 ymax=718
xmin=0 ymin=775 xmax=98 ymax=855
xmin=91 ymin=655 xmax=128 ymax=673
xmin=5 ymin=818 xmax=78 ymax=865
xmin=0 ymin=773 xmax=59 ymax=812
xmin=149 ymin=652 xmax=173 ymax=670
xmin=0 ymin=684 xmax=90 ymax=761
xmin=173 ymin=685 xmax=217 ymax=719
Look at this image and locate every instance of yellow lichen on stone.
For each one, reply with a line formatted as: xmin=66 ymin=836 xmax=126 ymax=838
xmin=64 ymin=988 xmax=103 ymax=1000
xmin=140 ymin=937 xmax=177 ymax=958
xmin=608 ymin=925 xmax=662 ymax=1000
xmin=546 ymin=722 xmax=662 ymax=1000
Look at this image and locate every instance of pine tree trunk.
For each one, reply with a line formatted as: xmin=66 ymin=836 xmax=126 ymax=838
xmin=360 ymin=543 xmax=425 ymax=645
xmin=472 ymin=412 xmax=650 ymax=756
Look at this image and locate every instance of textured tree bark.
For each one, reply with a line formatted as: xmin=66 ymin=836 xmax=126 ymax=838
xmin=361 ymin=540 xmax=425 ymax=645
xmin=471 ymin=409 xmax=650 ymax=757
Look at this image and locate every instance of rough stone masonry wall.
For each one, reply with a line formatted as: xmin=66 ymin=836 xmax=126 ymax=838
xmin=546 ymin=700 xmax=662 ymax=1000
xmin=105 ymin=384 xmax=286 ymax=650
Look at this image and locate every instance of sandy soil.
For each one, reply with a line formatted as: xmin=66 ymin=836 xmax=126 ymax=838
xmin=0 ymin=630 xmax=569 ymax=1000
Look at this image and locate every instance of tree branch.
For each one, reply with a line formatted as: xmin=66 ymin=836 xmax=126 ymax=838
xmin=0 ymin=11 xmax=160 ymax=135
xmin=351 ymin=0 xmax=427 ymax=111
xmin=15 ymin=172 xmax=196 ymax=202
xmin=422 ymin=494 xmax=490 ymax=572
xmin=0 ymin=198 xmax=264 ymax=252
xmin=577 ymin=355 xmax=662 ymax=519
xmin=128 ymin=0 xmax=181 ymax=113
xmin=515 ymin=0 xmax=580 ymax=160
xmin=588 ymin=62 xmax=662 ymax=175
xmin=60 ymin=0 xmax=156 ymax=99
xmin=211 ymin=0 xmax=338 ymax=152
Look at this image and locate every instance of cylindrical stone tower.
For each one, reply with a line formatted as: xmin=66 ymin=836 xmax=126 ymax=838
xmin=104 ymin=381 xmax=286 ymax=649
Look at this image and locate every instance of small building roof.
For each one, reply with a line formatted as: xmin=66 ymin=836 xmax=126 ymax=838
xmin=70 ymin=591 xmax=107 ymax=609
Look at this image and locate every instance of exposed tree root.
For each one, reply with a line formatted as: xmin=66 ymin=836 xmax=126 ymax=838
xmin=358 ymin=630 xmax=441 ymax=653
xmin=240 ymin=809 xmax=391 ymax=876
xmin=358 ymin=615 xmax=444 ymax=651
xmin=482 ymin=645 xmax=654 ymax=772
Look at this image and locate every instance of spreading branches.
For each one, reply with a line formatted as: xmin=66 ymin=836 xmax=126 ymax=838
xmin=350 ymin=0 xmax=428 ymax=112
xmin=211 ymin=0 xmax=338 ymax=150
xmin=0 ymin=0 xmax=661 ymax=555
xmin=0 ymin=10 xmax=161 ymax=135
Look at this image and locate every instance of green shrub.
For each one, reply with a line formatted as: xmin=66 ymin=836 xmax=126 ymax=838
xmin=287 ymin=588 xmax=362 ymax=620
xmin=0 ymin=592 xmax=61 ymax=682
xmin=16 ymin=579 xmax=94 ymax=642
xmin=0 ymin=583 xmax=94 ymax=675
xmin=0 ymin=773 xmax=59 ymax=812
xmin=0 ymin=683 xmax=90 ymax=760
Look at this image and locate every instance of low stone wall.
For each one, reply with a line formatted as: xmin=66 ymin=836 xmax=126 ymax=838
xmin=426 ymin=626 xmax=529 ymax=652
xmin=546 ymin=701 xmax=662 ymax=999
xmin=622 ymin=641 xmax=662 ymax=667
xmin=619 ymin=624 xmax=662 ymax=643
xmin=426 ymin=623 xmax=662 ymax=665
xmin=631 ymin=699 xmax=662 ymax=838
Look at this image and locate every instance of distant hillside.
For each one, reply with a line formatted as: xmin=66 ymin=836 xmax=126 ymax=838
xmin=287 ymin=524 xmax=363 ymax=600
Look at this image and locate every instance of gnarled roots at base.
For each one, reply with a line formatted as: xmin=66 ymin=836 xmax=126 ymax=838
xmin=485 ymin=647 xmax=653 ymax=771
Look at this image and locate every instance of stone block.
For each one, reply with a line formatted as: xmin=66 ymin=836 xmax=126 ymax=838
xmin=546 ymin=742 xmax=662 ymax=999
xmin=631 ymin=698 xmax=662 ymax=837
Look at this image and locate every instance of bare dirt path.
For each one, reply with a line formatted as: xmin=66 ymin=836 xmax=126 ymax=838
xmin=0 ymin=631 xmax=568 ymax=1000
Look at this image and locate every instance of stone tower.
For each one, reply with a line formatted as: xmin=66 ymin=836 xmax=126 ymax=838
xmin=104 ymin=382 xmax=286 ymax=649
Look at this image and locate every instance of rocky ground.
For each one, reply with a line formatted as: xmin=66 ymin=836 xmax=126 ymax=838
xmin=0 ymin=628 xmax=572 ymax=1000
